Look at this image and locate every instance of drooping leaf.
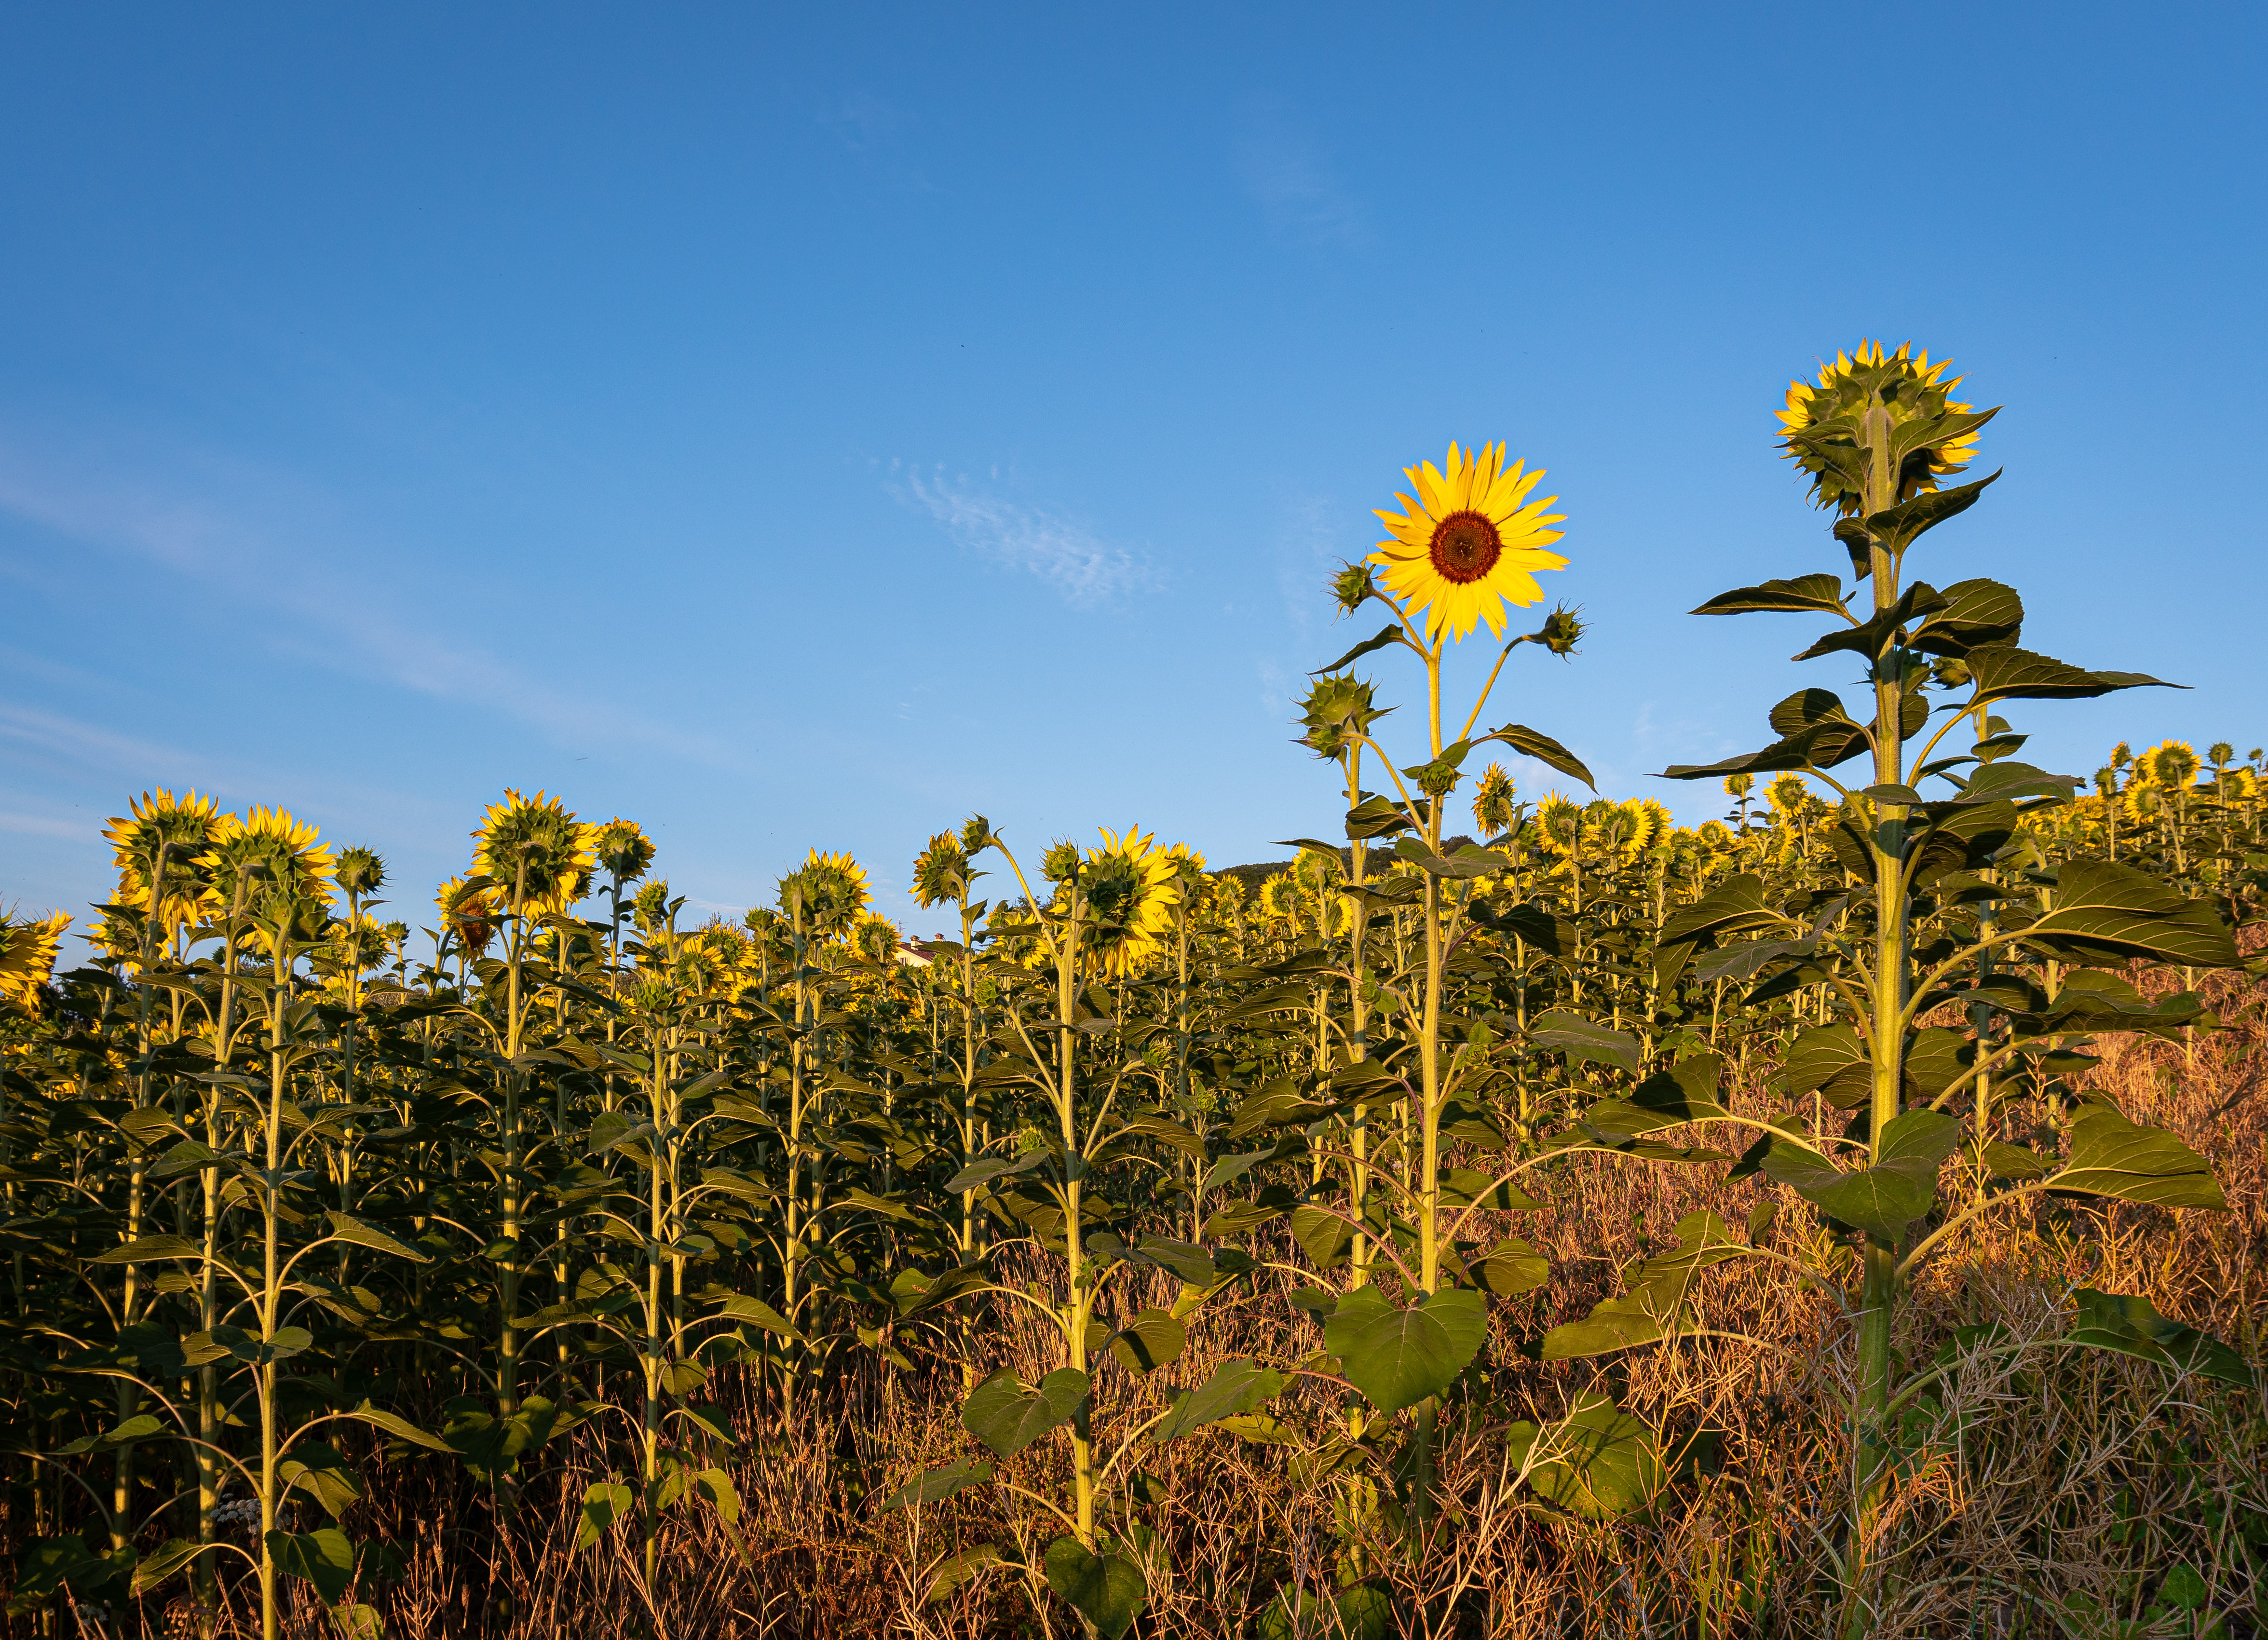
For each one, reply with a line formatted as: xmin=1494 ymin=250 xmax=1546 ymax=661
xmin=1512 ymin=1393 xmax=1665 ymax=1518
xmin=1042 ymin=1537 xmax=1146 ymax=1639
xmin=1289 ymin=1204 xmax=1355 ymax=1272
xmin=1908 ymin=577 xmax=2024 ymax=656
xmin=1690 ymin=574 xmax=1847 ymax=617
xmin=1312 ymin=623 xmax=1411 ymax=675
xmin=1540 ymin=1279 xmax=1688 ymax=1360
xmin=924 ymin=1541 xmax=1008 ymax=1602
xmin=1963 ymin=644 xmax=2180 ymax=705
xmin=130 ymin=1538 xmax=210 ymax=1597
xmin=1469 ymin=1235 xmax=1549 ymax=1296
xmin=1657 ymin=875 xmax=1779 ymax=948
xmin=2049 ymin=1108 xmax=2227 ymax=1210
xmin=323 ymin=1211 xmax=430 ymax=1262
xmin=2019 ymin=859 xmax=2242 ymax=968
xmin=1153 ymin=1358 xmax=1284 ymax=1443
xmin=1482 ymin=723 xmax=1597 ymax=790
xmin=1323 ymin=1286 xmax=1488 ymax=1416
xmin=1108 ymin=1308 xmax=1187 ymax=1375
xmin=880 ymin=1457 xmax=995 ymax=1513
xmin=1580 ymin=1054 xmax=1728 ymax=1137
xmin=1529 ymin=1011 xmax=1640 ymax=1071
xmin=1860 ymin=468 xmax=2000 ymax=550
xmin=2064 ymin=1290 xmax=2251 ymax=1388
xmin=267 ymin=1527 xmax=356 ymax=1604
xmin=1760 ymin=1110 xmax=1960 ymax=1240
xmin=960 ymin=1368 xmax=1088 ymax=1457
xmin=573 ymin=1481 xmax=633 ymax=1553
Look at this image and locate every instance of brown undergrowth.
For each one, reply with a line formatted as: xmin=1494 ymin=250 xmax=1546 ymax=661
xmin=50 ymin=975 xmax=2268 ymax=1640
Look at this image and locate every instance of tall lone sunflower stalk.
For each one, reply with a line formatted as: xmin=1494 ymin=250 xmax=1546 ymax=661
xmin=1632 ymin=342 xmax=2242 ymax=1630
xmin=1313 ymin=440 xmax=1593 ymax=1518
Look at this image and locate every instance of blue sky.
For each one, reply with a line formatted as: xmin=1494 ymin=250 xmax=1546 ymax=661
xmin=3 ymin=4 xmax=2262 ymax=948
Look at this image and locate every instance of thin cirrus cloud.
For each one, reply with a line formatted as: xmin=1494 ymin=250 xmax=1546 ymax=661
xmin=0 ymin=444 xmax=738 ymax=770
xmin=891 ymin=463 xmax=1154 ymax=606
xmin=1234 ymin=95 xmax=1365 ymax=248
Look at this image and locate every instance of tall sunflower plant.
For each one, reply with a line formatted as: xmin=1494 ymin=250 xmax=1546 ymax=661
xmin=1525 ymin=343 xmax=2250 ymax=1627
xmin=881 ymin=823 xmax=1281 ymax=1640
xmin=1247 ymin=441 xmax=1663 ymax=1530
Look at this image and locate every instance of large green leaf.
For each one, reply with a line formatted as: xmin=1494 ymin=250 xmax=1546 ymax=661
xmin=1790 ymin=583 xmax=1946 ymax=664
xmin=1581 ymin=1054 xmax=1728 ymax=1138
xmin=573 ymin=1481 xmax=633 ymax=1553
xmin=1784 ymin=1023 xmax=1872 ymax=1108
xmin=1323 ymin=1286 xmax=1488 ymax=1416
xmin=1529 ymin=1011 xmax=1639 ymax=1071
xmin=2049 ymin=1108 xmax=2227 ymax=1210
xmin=1540 ymin=1280 xmax=1687 ymax=1360
xmin=1512 ymin=1394 xmax=1664 ymax=1518
xmin=1540 ymin=1212 xmax=1741 ymax=1359
xmin=1313 ymin=623 xmax=1410 ymax=675
xmin=1108 ymin=1308 xmax=1187 ymax=1375
xmin=1760 ymin=1111 xmax=1959 ymax=1239
xmin=879 ymin=1457 xmax=994 ymax=1513
xmin=1042 ymin=1538 xmax=1146 ymax=1639
xmin=1860 ymin=467 xmax=2000 ymax=550
xmin=1657 ymin=875 xmax=1779 ymax=948
xmin=1964 ymin=644 xmax=2179 ymax=705
xmin=1909 ymin=576 xmax=2023 ymax=656
xmin=1153 ymin=1358 xmax=1284 ymax=1443
xmin=1482 ymin=723 xmax=1597 ymax=789
xmin=2064 ymin=1289 xmax=2251 ymax=1387
xmin=960 ymin=1368 xmax=1089 ymax=1457
xmin=1690 ymin=574 xmax=1846 ymax=616
xmin=267 ymin=1527 xmax=356 ymax=1604
xmin=2019 ymin=859 xmax=2241 ymax=968
xmin=1259 ymin=1585 xmax=1394 ymax=1640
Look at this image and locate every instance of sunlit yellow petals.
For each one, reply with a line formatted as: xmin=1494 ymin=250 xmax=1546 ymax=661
xmin=1367 ymin=441 xmax=1572 ymax=643
xmin=0 ymin=910 xmax=69 ymax=1009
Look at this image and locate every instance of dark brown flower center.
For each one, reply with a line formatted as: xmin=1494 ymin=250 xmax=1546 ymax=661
xmin=1428 ymin=510 xmax=1502 ymax=583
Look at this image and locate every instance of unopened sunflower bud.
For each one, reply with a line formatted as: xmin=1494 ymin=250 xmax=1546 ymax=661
xmin=1331 ymin=562 xmax=1375 ymax=614
xmin=1535 ymin=604 xmax=1584 ymax=656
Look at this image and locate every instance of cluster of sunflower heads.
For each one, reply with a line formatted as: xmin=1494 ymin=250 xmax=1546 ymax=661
xmin=1297 ymin=672 xmax=1388 ymax=760
xmin=1776 ymin=339 xmax=1998 ymax=518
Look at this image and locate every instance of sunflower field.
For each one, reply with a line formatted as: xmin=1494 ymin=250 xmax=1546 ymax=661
xmin=2 ymin=347 xmax=2264 ymax=1640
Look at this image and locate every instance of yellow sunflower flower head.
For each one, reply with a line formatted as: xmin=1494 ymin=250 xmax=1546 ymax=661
xmin=1697 ymin=819 xmax=1735 ymax=854
xmin=1258 ymin=868 xmax=1299 ymax=923
xmin=911 ymin=832 xmax=971 ymax=909
xmin=1369 ymin=442 xmax=1569 ymax=642
xmin=1766 ymin=773 xmax=1812 ymax=819
xmin=631 ymin=880 xmax=676 ymax=936
xmin=1533 ymin=792 xmax=1583 ymax=858
xmin=1163 ymin=841 xmax=1208 ymax=892
xmin=0 ymin=908 xmax=70 ymax=1011
xmin=593 ymin=818 xmax=656 ymax=886
xmin=2136 ymin=740 xmax=2200 ymax=791
xmin=2121 ymin=784 xmax=2164 ymax=826
xmin=198 ymin=806 xmax=336 ymax=912
xmin=104 ymin=788 xmax=222 ymax=877
xmin=472 ymin=790 xmax=595 ymax=915
xmin=1776 ymin=340 xmax=1987 ymax=517
xmin=781 ymin=849 xmax=870 ymax=940
xmin=108 ymin=790 xmax=224 ymax=936
xmin=1077 ymin=826 xmax=1179 ymax=978
xmin=1472 ymin=763 xmax=1519 ymax=839
xmin=436 ymin=875 xmax=501 ymax=957
xmin=851 ymin=912 xmax=903 ymax=968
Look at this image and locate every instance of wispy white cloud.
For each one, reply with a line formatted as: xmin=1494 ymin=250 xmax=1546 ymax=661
xmin=1236 ymin=95 xmax=1365 ymax=247
xmin=0 ymin=809 xmax=83 ymax=839
xmin=0 ymin=447 xmax=738 ymax=769
xmin=891 ymin=464 xmax=1154 ymax=607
